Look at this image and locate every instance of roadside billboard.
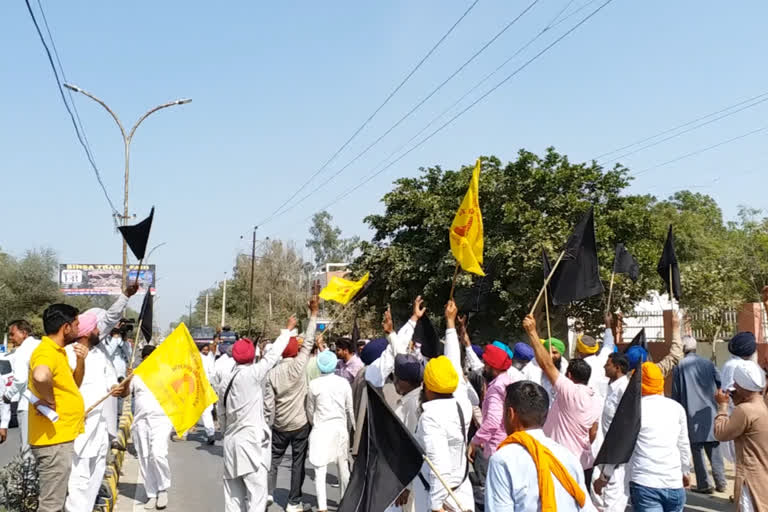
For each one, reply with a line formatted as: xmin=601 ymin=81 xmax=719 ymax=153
xmin=59 ymin=264 xmax=156 ymax=295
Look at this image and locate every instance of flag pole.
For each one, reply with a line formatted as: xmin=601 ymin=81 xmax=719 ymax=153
xmin=423 ymin=454 xmax=470 ymax=512
xmin=129 ymin=315 xmax=145 ymax=370
xmin=529 ymin=250 xmax=566 ymax=316
xmin=607 ymin=270 xmax=616 ymax=313
xmin=84 ymin=375 xmax=132 ymax=416
xmin=669 ymin=264 xmax=675 ymax=310
xmin=133 ymin=258 xmax=144 ymax=287
xmin=544 ymin=285 xmax=553 ymax=357
xmin=449 ymin=262 xmax=460 ymax=300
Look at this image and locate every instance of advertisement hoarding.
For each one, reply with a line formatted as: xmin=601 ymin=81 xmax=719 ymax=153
xmin=59 ymin=264 xmax=156 ymax=295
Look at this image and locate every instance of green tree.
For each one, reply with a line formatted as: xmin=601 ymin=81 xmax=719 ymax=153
xmin=306 ymin=210 xmax=360 ymax=268
xmin=0 ymin=248 xmax=62 ymax=335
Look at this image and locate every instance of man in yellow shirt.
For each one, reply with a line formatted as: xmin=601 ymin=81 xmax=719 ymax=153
xmin=29 ymin=304 xmax=88 ymax=512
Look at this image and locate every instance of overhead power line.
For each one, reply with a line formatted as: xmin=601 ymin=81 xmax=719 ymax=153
xmin=255 ymin=0 xmax=481 ymax=227
xmin=256 ymin=0 xmax=616 ymax=226
xmin=24 ymin=0 xmax=120 ymax=216
xmin=593 ymin=90 xmax=768 ymax=162
xmin=634 ymin=124 xmax=768 ymax=176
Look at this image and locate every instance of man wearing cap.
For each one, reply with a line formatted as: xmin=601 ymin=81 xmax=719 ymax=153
xmin=413 ymin=300 xmax=475 ymax=512
xmin=306 ymin=350 xmax=354 ymax=512
xmin=720 ymin=331 xmax=758 ymax=463
xmin=220 ymin=315 xmax=297 ymax=512
xmin=65 ymin=312 xmax=123 ymax=512
xmin=626 ymin=362 xmax=691 ymax=511
xmin=573 ymin=333 xmax=612 ymax=399
xmin=715 ymin=360 xmax=768 ymax=511
xmin=671 ymin=335 xmax=726 ymax=494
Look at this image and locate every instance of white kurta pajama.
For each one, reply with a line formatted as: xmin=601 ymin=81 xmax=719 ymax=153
xmin=219 ymin=330 xmax=291 ymax=512
xmin=199 ymin=352 xmax=216 ymax=438
xmin=131 ymin=375 xmax=174 ymax=499
xmin=65 ymin=347 xmax=117 ymax=511
xmin=591 ymin=374 xmax=630 ymax=512
xmin=307 ymin=372 xmax=354 ymax=511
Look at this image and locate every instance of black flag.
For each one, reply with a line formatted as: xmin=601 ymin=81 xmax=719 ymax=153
xmin=455 ymin=257 xmax=497 ymax=313
xmin=657 ymin=225 xmax=681 ymax=299
xmin=594 ymin=364 xmax=642 ymax=466
xmin=118 ymin=207 xmax=155 ymax=260
xmin=415 ymin=315 xmax=441 ymax=359
xmin=549 ymin=207 xmax=604 ymax=305
xmin=613 ymin=243 xmax=639 ymax=282
xmin=338 ymin=382 xmax=425 ymax=512
xmin=542 ymin=249 xmax=553 ymax=291
xmin=625 ymin=328 xmax=647 ymax=351
xmin=139 ymin=292 xmax=153 ymax=343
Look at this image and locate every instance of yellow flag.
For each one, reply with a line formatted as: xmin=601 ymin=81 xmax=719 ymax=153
xmin=319 ymin=272 xmax=370 ymax=305
xmin=134 ymin=323 xmax=218 ymax=435
xmin=450 ymin=159 xmax=484 ymax=276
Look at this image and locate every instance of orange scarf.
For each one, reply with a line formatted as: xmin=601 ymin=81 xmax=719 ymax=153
xmin=498 ymin=431 xmax=586 ymax=512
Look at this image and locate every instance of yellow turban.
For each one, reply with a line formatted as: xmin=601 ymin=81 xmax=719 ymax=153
xmin=641 ymin=362 xmax=665 ymax=396
xmin=423 ymin=356 xmax=459 ymax=394
xmin=576 ymin=334 xmax=599 ymax=355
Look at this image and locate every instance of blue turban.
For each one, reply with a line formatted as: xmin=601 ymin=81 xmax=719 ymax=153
xmin=360 ymin=337 xmax=389 ymax=365
xmin=729 ymin=332 xmax=757 ymax=358
xmin=394 ymin=354 xmax=424 ymax=383
xmin=626 ymin=345 xmax=648 ymax=371
xmin=471 ymin=344 xmax=483 ymax=360
xmin=317 ymin=350 xmax=338 ymax=374
xmin=512 ymin=342 xmax=534 ymax=362
xmin=492 ymin=341 xmax=515 ymax=360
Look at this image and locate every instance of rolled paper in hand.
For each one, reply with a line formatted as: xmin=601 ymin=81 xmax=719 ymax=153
xmin=24 ymin=390 xmax=59 ymax=423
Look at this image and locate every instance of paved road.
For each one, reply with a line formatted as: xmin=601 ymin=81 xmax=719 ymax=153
xmin=0 ymin=423 xmax=731 ymax=512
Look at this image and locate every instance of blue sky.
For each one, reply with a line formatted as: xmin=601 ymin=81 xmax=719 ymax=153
xmin=2 ymin=1 xmax=767 ymax=327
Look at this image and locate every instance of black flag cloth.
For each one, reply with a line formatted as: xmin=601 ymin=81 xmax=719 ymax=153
xmin=139 ymin=292 xmax=153 ymax=343
xmin=416 ymin=315 xmax=441 ymax=359
xmin=594 ymin=364 xmax=642 ymax=466
xmin=549 ymin=207 xmax=604 ymax=305
xmin=613 ymin=243 xmax=639 ymax=282
xmin=657 ymin=225 xmax=681 ymax=299
xmin=118 ymin=207 xmax=155 ymax=260
xmin=625 ymin=328 xmax=647 ymax=351
xmin=338 ymin=382 xmax=425 ymax=512
xmin=542 ymin=250 xmax=553 ymax=292
xmin=455 ymin=257 xmax=497 ymax=313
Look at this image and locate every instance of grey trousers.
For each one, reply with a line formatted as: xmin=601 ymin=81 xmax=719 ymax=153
xmin=31 ymin=441 xmax=75 ymax=512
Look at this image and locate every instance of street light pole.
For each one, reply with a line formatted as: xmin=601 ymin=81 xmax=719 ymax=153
xmin=221 ymin=273 xmax=228 ymax=329
xmin=248 ymin=226 xmax=258 ymax=336
xmin=63 ymin=83 xmax=191 ymax=288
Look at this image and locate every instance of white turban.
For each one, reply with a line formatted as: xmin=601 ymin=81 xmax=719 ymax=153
xmin=682 ymin=335 xmax=697 ymax=353
xmin=733 ymin=361 xmax=766 ymax=392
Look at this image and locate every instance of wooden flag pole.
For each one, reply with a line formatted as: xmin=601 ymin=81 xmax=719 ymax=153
xmin=544 ymin=285 xmax=553 ymax=357
xmin=529 ymin=250 xmax=566 ymax=316
xmin=449 ymin=262 xmax=461 ymax=300
xmin=129 ymin=315 xmax=145 ymax=370
xmin=84 ymin=376 xmax=132 ymax=416
xmin=606 ymin=271 xmax=616 ymax=313
xmin=133 ymin=258 xmax=144 ymax=287
xmin=669 ymin=264 xmax=676 ymax=310
xmin=423 ymin=454 xmax=470 ymax=512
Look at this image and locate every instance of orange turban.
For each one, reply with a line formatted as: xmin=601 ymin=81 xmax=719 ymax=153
xmin=641 ymin=362 xmax=664 ymax=396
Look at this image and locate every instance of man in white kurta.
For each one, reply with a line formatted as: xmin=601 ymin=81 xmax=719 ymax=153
xmin=4 ymin=319 xmax=41 ymax=449
xmin=306 ymin=350 xmax=354 ymax=512
xmin=131 ymin=345 xmax=174 ymax=510
xmin=65 ymin=313 xmax=119 ymax=512
xmin=219 ymin=320 xmax=294 ymax=512
xmin=199 ymin=344 xmax=216 ymax=444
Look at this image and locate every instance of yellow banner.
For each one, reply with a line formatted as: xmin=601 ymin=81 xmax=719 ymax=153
xmin=319 ymin=272 xmax=370 ymax=305
xmin=450 ymin=159 xmax=484 ymax=276
xmin=134 ymin=323 xmax=218 ymax=435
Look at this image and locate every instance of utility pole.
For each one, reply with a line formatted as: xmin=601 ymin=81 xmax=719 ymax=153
xmin=248 ymin=226 xmax=257 ymax=336
xmin=204 ymin=293 xmax=209 ymax=326
xmin=64 ymin=83 xmax=191 ymax=287
xmin=268 ymin=292 xmax=273 ymax=319
xmin=221 ymin=273 xmax=228 ymax=328
xmin=188 ymin=302 xmax=193 ymax=327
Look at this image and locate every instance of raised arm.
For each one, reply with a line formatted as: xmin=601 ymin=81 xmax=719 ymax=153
xmin=286 ymin=297 xmax=319 ymax=379
xmin=523 ymin=314 xmax=560 ymax=385
xmin=657 ymin=312 xmax=683 ymax=377
xmin=444 ymin=300 xmax=463 ymax=378
xmin=252 ymin=315 xmax=298 ymax=381
xmin=99 ymin=285 xmax=138 ymax=335
xmin=366 ymin=306 xmax=398 ymax=387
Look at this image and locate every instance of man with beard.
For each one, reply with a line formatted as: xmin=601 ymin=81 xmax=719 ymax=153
xmin=4 ymin=319 xmax=41 ymax=449
xmin=29 ymin=304 xmax=87 ymax=512
xmin=64 ymin=312 xmax=124 ymax=511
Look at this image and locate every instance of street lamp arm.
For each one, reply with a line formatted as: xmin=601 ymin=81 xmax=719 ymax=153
xmin=127 ymin=99 xmax=192 ymax=142
xmin=63 ymin=83 xmax=127 ymax=140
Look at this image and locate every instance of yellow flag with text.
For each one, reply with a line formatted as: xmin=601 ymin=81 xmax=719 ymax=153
xmin=319 ymin=272 xmax=370 ymax=305
xmin=450 ymin=159 xmax=484 ymax=276
xmin=134 ymin=322 xmax=218 ymax=435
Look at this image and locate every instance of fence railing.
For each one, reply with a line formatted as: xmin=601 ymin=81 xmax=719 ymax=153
xmin=619 ymin=308 xmax=767 ymax=343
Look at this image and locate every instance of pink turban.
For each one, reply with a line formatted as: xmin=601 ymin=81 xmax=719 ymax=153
xmin=77 ymin=313 xmax=99 ymax=338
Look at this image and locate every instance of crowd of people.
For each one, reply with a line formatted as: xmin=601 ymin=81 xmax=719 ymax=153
xmin=4 ymin=285 xmax=768 ymax=512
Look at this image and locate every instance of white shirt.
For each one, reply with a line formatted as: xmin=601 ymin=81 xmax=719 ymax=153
xmin=220 ymin=329 xmax=291 ymax=479
xmin=67 ymin=346 xmax=117 ymax=457
xmin=628 ymin=395 xmax=691 ymax=489
xmin=212 ymin=353 xmax=237 ymax=391
xmin=601 ymin=375 xmax=629 ymax=436
xmin=102 ymin=336 xmax=130 ymax=379
xmin=485 ymin=428 xmax=596 ymax=512
xmin=365 ymin=320 xmax=416 ymax=388
xmin=307 ymin=373 xmax=354 ymax=467
xmin=0 ymin=351 xmax=14 ymax=429
xmin=416 ymin=397 xmax=474 ymax=512
xmin=526 ymin=357 xmax=569 ymax=406
xmin=395 ymin=386 xmax=422 ymax=434
xmin=582 ymin=330 xmax=615 ymax=399
xmin=201 ymin=351 xmax=215 ymax=381
xmin=4 ymin=336 xmax=41 ymax=412
xmin=721 ymin=355 xmax=746 ymax=392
